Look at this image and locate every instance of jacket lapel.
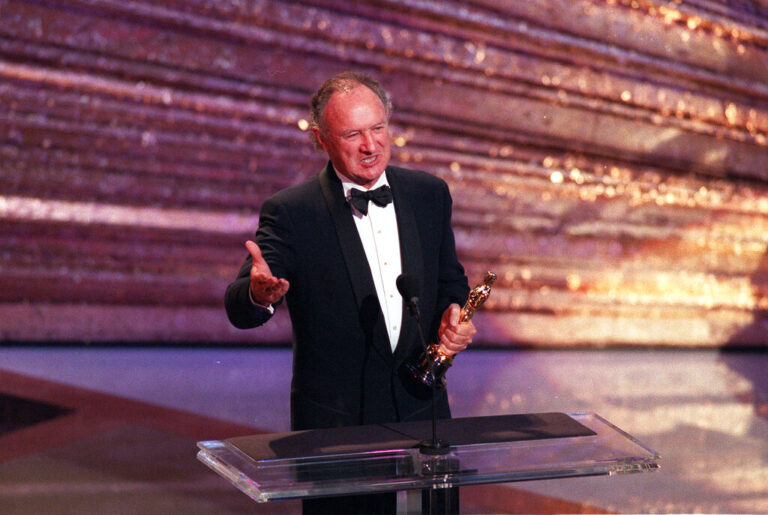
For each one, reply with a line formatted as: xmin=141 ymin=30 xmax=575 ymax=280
xmin=318 ymin=163 xmax=394 ymax=364
xmin=388 ymin=168 xmax=425 ymax=364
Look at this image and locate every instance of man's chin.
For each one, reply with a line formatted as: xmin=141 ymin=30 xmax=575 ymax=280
xmin=343 ymin=166 xmax=387 ymax=187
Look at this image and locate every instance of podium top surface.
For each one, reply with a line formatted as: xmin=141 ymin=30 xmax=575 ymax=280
xmin=228 ymin=412 xmax=595 ymax=461
xmin=197 ymin=412 xmax=659 ymax=503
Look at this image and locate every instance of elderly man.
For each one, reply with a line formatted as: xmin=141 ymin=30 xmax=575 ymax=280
xmin=225 ymin=71 xmax=475 ymax=513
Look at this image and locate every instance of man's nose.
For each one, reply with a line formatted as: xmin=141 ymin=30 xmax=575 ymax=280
xmin=360 ymin=131 xmax=376 ymax=152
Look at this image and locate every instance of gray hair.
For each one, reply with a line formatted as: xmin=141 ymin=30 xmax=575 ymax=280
xmin=309 ymin=71 xmax=392 ymax=150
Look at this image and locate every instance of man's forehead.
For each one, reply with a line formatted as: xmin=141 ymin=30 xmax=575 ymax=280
xmin=324 ymin=87 xmax=387 ymax=124
xmin=329 ymin=84 xmax=384 ymax=106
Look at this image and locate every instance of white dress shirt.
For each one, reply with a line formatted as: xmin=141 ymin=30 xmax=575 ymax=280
xmin=336 ymin=169 xmax=403 ymax=352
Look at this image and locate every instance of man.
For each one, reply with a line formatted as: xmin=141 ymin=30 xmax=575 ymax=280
xmin=225 ymin=72 xmax=475 ymax=513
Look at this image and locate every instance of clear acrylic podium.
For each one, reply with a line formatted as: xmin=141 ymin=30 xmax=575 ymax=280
xmin=197 ymin=412 xmax=659 ymax=510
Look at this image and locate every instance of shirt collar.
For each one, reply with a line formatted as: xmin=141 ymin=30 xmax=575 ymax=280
xmin=333 ymin=166 xmax=390 ymax=200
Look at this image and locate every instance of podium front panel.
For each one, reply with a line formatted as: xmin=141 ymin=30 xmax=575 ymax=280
xmin=197 ymin=412 xmax=659 ymax=503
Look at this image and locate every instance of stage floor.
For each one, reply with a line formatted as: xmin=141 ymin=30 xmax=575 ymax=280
xmin=1 ymin=346 xmax=766 ymax=514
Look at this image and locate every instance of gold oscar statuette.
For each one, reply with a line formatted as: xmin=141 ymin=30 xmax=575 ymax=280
xmin=403 ymin=271 xmax=496 ymax=396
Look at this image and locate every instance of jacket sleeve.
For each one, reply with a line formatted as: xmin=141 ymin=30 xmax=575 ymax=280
xmin=430 ymin=180 xmax=470 ymax=338
xmin=224 ymin=196 xmax=294 ymax=329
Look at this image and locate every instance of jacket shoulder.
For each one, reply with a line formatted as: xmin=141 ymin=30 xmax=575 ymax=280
xmin=263 ymin=174 xmax=323 ymax=209
xmin=387 ymin=165 xmax=448 ymax=190
xmin=387 ymin=166 xmax=451 ymax=202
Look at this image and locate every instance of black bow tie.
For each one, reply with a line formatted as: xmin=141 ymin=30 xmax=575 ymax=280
xmin=349 ymin=185 xmax=393 ymax=215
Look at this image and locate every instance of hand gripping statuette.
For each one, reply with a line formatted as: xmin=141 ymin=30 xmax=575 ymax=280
xmin=404 ymin=271 xmax=496 ymax=396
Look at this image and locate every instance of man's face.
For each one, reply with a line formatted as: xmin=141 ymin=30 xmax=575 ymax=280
xmin=313 ymin=85 xmax=391 ymax=189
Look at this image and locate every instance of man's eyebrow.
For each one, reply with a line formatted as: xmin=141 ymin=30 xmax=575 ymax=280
xmin=340 ymin=121 xmax=387 ymax=136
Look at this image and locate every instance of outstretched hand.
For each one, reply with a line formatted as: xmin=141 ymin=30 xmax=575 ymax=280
xmin=246 ymin=240 xmax=290 ymax=306
xmin=437 ymin=303 xmax=476 ymax=356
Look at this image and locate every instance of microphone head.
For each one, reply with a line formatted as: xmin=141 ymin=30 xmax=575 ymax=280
xmin=396 ymin=274 xmax=421 ymax=300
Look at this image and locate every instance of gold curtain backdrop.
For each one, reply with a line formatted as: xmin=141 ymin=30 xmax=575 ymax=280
xmin=1 ymin=0 xmax=767 ymax=346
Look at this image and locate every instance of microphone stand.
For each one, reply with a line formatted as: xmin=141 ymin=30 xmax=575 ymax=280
xmin=405 ymin=298 xmax=450 ymax=455
xmin=402 ymin=295 xmax=459 ymax=515
xmin=406 ymin=299 xmax=460 ymax=515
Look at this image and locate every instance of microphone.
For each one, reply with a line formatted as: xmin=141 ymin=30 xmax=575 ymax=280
xmin=396 ymin=274 xmax=421 ymax=319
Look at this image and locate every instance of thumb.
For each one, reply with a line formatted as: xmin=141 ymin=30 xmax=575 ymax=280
xmin=245 ymin=240 xmax=272 ymax=276
xmin=451 ymin=303 xmax=462 ymax=325
xmin=245 ymin=240 xmax=263 ymax=262
xmin=445 ymin=303 xmax=461 ymax=326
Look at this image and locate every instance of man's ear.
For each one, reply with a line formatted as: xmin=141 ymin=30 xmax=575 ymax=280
xmin=311 ymin=127 xmax=327 ymax=152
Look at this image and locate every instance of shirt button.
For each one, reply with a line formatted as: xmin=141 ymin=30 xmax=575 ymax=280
xmin=392 ymin=326 xmax=398 ymax=331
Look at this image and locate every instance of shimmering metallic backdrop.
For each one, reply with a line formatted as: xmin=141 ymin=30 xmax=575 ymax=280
xmin=1 ymin=0 xmax=767 ymax=346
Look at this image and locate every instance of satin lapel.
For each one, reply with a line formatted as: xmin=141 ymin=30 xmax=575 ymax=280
xmin=319 ymin=163 xmax=394 ymax=363
xmin=388 ymin=168 xmax=425 ymax=363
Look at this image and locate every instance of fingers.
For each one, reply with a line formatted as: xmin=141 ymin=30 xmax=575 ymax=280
xmin=257 ymin=278 xmax=290 ymax=305
xmin=438 ymin=303 xmax=476 ymax=356
xmin=245 ymin=240 xmax=289 ymax=305
xmin=250 ymin=274 xmax=290 ymax=305
xmin=438 ymin=322 xmax=476 ymax=354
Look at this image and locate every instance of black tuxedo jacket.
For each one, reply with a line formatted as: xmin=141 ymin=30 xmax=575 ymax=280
xmin=225 ymin=163 xmax=469 ymax=430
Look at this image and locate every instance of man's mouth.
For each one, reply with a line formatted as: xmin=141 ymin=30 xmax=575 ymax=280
xmin=362 ymin=156 xmax=377 ymax=165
